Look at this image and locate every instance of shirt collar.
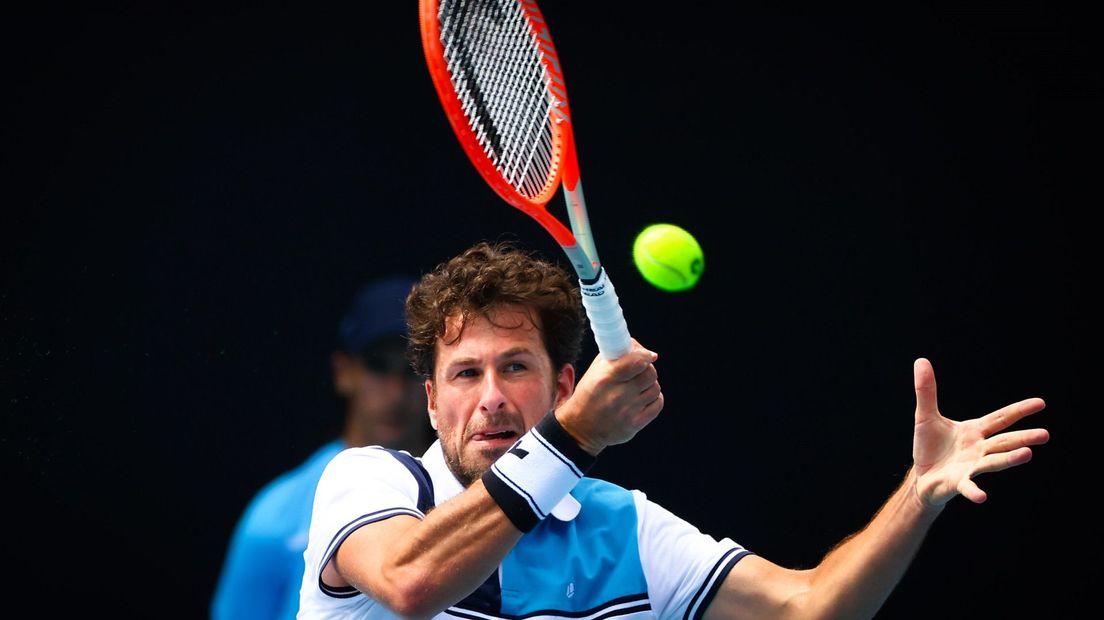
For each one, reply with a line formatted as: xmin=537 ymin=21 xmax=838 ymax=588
xmin=420 ymin=439 xmax=581 ymax=521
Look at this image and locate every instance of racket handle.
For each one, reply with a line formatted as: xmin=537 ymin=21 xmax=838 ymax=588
xmin=579 ymin=268 xmax=632 ymax=359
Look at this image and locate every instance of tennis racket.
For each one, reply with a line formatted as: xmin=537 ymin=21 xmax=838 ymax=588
xmin=419 ymin=0 xmax=632 ymax=359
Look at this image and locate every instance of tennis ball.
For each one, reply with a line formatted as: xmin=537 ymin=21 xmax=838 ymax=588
xmin=632 ymin=223 xmax=704 ymax=292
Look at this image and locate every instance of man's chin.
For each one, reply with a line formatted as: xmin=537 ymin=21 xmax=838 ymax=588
xmin=472 ymin=444 xmax=510 ymax=466
xmin=451 ymin=445 xmax=510 ymax=487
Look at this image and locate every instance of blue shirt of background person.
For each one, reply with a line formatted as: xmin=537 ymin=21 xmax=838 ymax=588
xmin=210 ymin=276 xmax=434 ymax=620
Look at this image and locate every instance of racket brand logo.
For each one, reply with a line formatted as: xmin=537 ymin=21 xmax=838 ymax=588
xmin=581 ymin=281 xmax=607 ymax=297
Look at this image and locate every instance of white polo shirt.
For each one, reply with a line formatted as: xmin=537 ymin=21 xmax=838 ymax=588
xmin=298 ymin=441 xmax=750 ymax=619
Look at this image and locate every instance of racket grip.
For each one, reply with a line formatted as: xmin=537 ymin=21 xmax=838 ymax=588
xmin=579 ymin=268 xmax=632 ymax=359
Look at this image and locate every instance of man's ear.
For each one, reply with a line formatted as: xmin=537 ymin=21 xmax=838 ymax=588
xmin=554 ymin=363 xmax=576 ymax=409
xmin=425 ymin=379 xmax=438 ymax=430
xmin=332 ymin=351 xmax=356 ymax=397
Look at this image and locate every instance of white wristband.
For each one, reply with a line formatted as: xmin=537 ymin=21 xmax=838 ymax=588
xmin=481 ymin=412 xmax=596 ymax=531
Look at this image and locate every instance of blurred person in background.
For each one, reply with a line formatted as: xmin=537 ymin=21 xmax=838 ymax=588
xmin=211 ymin=275 xmax=433 ymax=620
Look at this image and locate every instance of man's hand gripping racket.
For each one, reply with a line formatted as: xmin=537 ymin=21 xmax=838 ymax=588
xmin=419 ymin=0 xmax=632 ymax=359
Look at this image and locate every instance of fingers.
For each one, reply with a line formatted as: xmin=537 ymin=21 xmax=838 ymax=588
xmin=984 ymin=427 xmax=1051 ymax=454
xmin=978 ymin=397 xmax=1048 ymax=437
xmin=618 ymin=343 xmax=659 ymax=380
xmin=977 ymin=444 xmax=1038 ymax=475
xmin=608 ymin=342 xmax=660 ymax=399
xmin=625 ymin=351 xmax=662 ymax=419
xmin=961 ymin=439 xmax=1043 ymax=504
xmin=957 ymin=477 xmax=988 ymax=504
xmin=631 ymin=360 xmax=659 ymax=392
xmin=619 ymin=344 xmax=663 ymax=428
xmin=641 ymin=391 xmax=664 ymax=426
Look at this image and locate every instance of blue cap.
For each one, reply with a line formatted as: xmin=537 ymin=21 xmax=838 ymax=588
xmin=337 ymin=276 xmax=417 ymax=354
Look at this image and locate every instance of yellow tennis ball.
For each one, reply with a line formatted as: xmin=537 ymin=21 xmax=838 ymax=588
xmin=632 ymin=223 xmax=704 ymax=292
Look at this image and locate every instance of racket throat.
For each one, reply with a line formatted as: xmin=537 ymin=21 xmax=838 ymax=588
xmin=562 ymin=181 xmax=600 ymax=279
xmin=563 ymin=244 xmax=599 ymax=283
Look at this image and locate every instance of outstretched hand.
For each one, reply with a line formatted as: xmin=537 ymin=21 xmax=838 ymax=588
xmin=911 ymin=358 xmax=1049 ymax=508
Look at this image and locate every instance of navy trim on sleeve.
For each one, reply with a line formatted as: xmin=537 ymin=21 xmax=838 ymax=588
xmin=385 ymin=449 xmax=435 ymax=513
xmin=684 ymin=548 xmax=754 ymax=620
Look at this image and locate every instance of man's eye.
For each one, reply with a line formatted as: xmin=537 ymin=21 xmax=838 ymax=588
xmin=504 ymin=362 xmax=526 ymax=373
xmin=455 ymin=368 xmax=479 ymax=379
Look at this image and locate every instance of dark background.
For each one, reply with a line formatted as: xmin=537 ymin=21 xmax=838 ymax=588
xmin=4 ymin=3 xmax=1096 ymax=617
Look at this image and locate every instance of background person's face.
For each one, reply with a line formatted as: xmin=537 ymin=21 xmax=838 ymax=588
xmin=334 ymin=351 xmax=428 ymax=447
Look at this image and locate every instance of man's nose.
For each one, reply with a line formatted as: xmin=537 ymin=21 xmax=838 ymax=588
xmin=478 ymin=370 xmax=508 ymax=413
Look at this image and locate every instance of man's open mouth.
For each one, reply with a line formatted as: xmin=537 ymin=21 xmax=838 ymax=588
xmin=472 ymin=430 xmax=518 ymax=441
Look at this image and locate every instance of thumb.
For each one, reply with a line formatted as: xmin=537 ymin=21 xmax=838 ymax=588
xmin=913 ymin=357 xmax=939 ymax=424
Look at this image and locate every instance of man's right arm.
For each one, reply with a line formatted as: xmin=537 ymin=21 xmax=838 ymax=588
xmin=330 ymin=479 xmax=522 ymax=618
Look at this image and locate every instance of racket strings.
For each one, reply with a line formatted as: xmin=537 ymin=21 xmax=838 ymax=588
xmin=438 ymin=0 xmax=558 ymax=199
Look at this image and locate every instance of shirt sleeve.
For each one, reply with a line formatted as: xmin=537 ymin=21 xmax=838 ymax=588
xmin=304 ymin=447 xmax=425 ymax=580
xmin=633 ymin=490 xmax=753 ymax=620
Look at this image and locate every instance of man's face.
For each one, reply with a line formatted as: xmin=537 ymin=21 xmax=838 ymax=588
xmin=427 ymin=305 xmax=573 ymax=487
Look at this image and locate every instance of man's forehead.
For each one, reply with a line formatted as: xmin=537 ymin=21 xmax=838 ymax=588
xmin=442 ymin=305 xmax=540 ymax=339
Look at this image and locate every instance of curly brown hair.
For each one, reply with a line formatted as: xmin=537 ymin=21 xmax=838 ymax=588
xmin=405 ymin=241 xmax=586 ymax=379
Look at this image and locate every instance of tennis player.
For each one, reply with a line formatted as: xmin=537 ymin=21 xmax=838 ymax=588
xmin=298 ymin=241 xmax=1048 ymax=619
